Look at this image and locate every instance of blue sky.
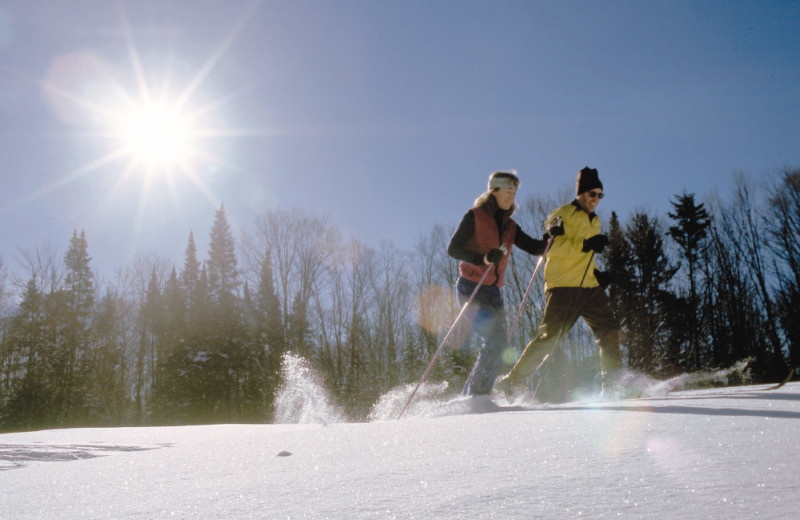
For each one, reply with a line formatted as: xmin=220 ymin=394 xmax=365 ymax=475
xmin=1 ymin=0 xmax=799 ymax=277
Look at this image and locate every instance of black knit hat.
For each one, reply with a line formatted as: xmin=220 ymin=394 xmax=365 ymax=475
xmin=576 ymin=167 xmax=602 ymax=195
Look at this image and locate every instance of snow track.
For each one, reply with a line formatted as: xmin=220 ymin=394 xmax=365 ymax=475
xmin=2 ymin=383 xmax=798 ymax=519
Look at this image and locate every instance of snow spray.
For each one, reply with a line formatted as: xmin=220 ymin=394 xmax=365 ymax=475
xmin=645 ymin=358 xmax=753 ymax=396
xmin=369 ymin=381 xmax=453 ymax=421
xmin=273 ymin=353 xmax=345 ymax=425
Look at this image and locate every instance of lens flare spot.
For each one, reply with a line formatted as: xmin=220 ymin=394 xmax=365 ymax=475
xmin=415 ymin=285 xmax=458 ymax=333
xmin=502 ymin=347 xmax=518 ymax=365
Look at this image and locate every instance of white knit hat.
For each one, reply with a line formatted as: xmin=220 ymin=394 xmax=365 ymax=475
xmin=488 ymin=170 xmax=520 ymax=190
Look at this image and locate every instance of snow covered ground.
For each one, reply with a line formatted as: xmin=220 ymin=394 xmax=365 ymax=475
xmin=2 ymin=377 xmax=798 ymax=519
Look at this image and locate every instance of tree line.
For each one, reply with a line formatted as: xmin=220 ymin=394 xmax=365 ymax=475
xmin=0 ymin=169 xmax=797 ymax=430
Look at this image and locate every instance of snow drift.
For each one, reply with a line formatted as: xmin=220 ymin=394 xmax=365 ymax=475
xmin=2 ymin=356 xmax=798 ymax=519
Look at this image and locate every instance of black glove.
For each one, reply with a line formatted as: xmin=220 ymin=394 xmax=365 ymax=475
xmin=547 ymin=221 xmax=565 ymax=238
xmin=582 ymin=234 xmax=609 ymax=253
xmin=485 ymin=247 xmax=506 ymax=264
xmin=594 ymin=269 xmax=614 ymax=288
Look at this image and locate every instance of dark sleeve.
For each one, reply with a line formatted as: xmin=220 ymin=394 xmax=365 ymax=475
xmin=447 ymin=211 xmax=485 ymax=266
xmin=514 ymin=225 xmax=548 ymax=256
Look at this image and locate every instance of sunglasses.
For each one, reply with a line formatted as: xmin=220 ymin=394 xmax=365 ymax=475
xmin=586 ymin=191 xmax=604 ymax=199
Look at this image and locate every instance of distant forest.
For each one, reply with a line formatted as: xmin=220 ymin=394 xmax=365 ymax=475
xmin=0 ymin=169 xmax=798 ymax=431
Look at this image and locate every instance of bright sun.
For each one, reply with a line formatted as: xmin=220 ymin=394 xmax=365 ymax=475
xmin=34 ymin=3 xmax=262 ymax=218
xmin=120 ymin=101 xmax=193 ymax=168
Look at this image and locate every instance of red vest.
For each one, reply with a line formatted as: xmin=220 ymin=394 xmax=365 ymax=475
xmin=459 ymin=207 xmax=517 ymax=287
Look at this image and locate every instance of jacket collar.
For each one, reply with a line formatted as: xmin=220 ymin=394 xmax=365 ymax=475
xmin=571 ymin=199 xmax=597 ymax=220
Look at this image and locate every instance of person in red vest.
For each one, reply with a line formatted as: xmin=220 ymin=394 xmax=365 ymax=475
xmin=447 ymin=170 xmax=563 ymax=396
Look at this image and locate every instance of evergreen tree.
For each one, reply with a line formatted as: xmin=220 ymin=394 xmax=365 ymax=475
xmin=181 ymin=232 xmax=202 ymax=330
xmin=623 ymin=213 xmax=678 ymax=374
xmin=57 ymin=230 xmax=95 ymax=425
xmin=135 ymin=268 xmax=162 ymax=422
xmin=162 ymin=266 xmax=185 ymax=348
xmin=156 ymin=211 xmax=269 ymax=423
xmin=146 ymin=266 xmax=183 ymax=423
xmin=207 ymin=205 xmax=240 ymax=309
xmin=153 ymin=235 xmax=209 ymax=424
xmin=604 ymin=211 xmax=633 ymax=326
xmin=206 ymin=205 xmax=264 ymax=420
xmin=0 ymin=276 xmax=51 ymax=430
xmin=667 ymin=192 xmax=711 ymax=369
xmin=256 ymin=251 xmax=284 ymax=411
xmin=91 ymin=288 xmax=128 ymax=425
xmin=64 ymin=230 xmax=95 ymax=321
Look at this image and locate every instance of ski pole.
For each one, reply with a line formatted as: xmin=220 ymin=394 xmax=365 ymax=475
xmin=397 ymin=267 xmax=492 ymax=420
xmin=532 ymin=251 xmax=595 ymax=399
xmin=507 ymin=235 xmax=554 ymax=342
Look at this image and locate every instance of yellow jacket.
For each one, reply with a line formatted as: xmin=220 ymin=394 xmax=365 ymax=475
xmin=543 ymin=201 xmax=601 ymax=291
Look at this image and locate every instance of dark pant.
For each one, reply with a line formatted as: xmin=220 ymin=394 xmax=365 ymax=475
xmin=507 ymin=287 xmax=621 ymax=383
xmin=456 ymin=278 xmax=508 ymax=396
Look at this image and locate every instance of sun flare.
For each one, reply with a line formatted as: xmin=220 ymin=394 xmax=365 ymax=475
xmin=32 ymin=2 xmax=262 ymax=227
xmin=38 ymin=45 xmax=221 ymax=203
xmin=119 ymin=101 xmax=193 ymax=167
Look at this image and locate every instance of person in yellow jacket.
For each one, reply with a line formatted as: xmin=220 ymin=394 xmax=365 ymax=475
xmin=498 ymin=166 xmax=621 ymax=395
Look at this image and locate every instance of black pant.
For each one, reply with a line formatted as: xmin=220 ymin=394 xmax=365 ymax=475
xmin=507 ymin=286 xmax=621 ymax=383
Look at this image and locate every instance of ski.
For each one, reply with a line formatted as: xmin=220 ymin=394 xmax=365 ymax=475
xmin=761 ymin=368 xmax=794 ymax=391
